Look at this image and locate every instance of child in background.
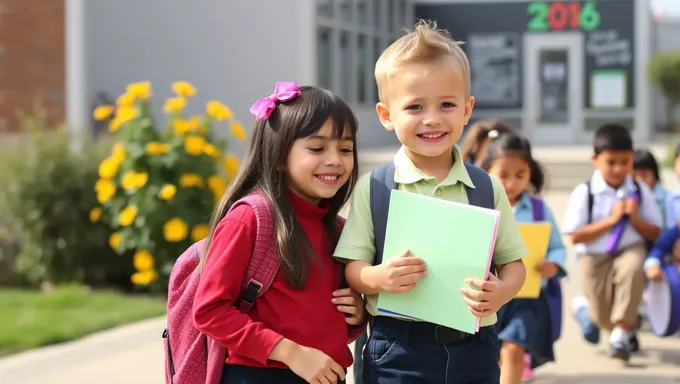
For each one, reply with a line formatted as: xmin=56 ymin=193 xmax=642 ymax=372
xmin=633 ymin=149 xmax=668 ymax=232
xmin=663 ymin=143 xmax=680 ymax=229
xmin=334 ymin=20 xmax=528 ymax=384
xmin=460 ymin=119 xmax=515 ymax=165
xmin=563 ymin=124 xmax=662 ymax=363
xmin=193 ymin=83 xmax=368 ymax=384
xmin=481 ymin=133 xmax=567 ymax=384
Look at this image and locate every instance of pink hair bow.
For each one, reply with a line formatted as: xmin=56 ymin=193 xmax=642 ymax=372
xmin=249 ymin=82 xmax=301 ymax=119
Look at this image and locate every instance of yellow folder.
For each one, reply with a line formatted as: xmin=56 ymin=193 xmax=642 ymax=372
xmin=515 ymin=222 xmax=552 ymax=299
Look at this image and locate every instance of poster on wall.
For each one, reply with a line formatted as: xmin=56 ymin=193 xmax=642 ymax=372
xmin=590 ymin=70 xmax=627 ymax=109
xmin=467 ymin=33 xmax=521 ymax=107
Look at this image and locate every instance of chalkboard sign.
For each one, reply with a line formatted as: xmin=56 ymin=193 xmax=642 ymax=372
xmin=414 ymin=0 xmax=635 ymax=110
xmin=468 ymin=33 xmax=521 ymax=107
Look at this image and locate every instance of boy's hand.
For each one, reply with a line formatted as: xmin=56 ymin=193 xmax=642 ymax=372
xmin=609 ymin=200 xmax=625 ymax=224
xmin=332 ymin=288 xmax=367 ymax=326
xmin=536 ymin=261 xmax=559 ymax=278
xmin=624 ymin=198 xmax=639 ymax=218
xmin=645 ymin=265 xmax=664 ymax=282
xmin=460 ymin=273 xmax=509 ymax=318
xmin=374 ymin=250 xmax=427 ymax=293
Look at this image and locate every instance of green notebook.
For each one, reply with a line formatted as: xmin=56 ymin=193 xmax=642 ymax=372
xmin=377 ymin=189 xmax=501 ymax=334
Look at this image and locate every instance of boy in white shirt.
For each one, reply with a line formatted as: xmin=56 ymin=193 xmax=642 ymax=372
xmin=562 ymin=124 xmax=662 ymax=363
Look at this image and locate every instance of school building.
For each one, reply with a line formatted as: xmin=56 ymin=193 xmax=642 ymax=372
xmin=1 ymin=0 xmax=677 ymax=149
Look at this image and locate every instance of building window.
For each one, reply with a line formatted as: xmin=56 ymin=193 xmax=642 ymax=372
xmin=316 ymin=0 xmax=411 ymax=106
xmin=317 ymin=28 xmax=333 ymax=89
xmin=317 ymin=0 xmax=334 ymax=18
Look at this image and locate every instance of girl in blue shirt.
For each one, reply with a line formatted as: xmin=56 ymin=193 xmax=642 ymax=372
xmin=481 ymin=133 xmax=567 ymax=384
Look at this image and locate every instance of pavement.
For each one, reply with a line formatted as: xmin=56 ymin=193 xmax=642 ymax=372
xmin=2 ymin=146 xmax=680 ymax=383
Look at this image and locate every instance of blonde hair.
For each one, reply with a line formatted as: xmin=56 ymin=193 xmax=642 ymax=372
xmin=374 ymin=19 xmax=471 ymax=102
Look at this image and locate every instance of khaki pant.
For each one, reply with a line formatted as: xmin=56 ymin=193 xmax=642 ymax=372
xmin=579 ymin=243 xmax=646 ymax=330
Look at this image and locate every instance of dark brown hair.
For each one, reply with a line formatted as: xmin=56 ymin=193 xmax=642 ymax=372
xmin=480 ymin=132 xmax=545 ymax=195
xmin=460 ymin=119 xmax=515 ymax=164
xmin=200 ymin=86 xmax=359 ymax=288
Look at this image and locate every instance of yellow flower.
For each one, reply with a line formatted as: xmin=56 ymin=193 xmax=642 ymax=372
xmin=93 ymin=105 xmax=114 ymax=121
xmin=172 ymin=119 xmax=192 ymax=136
xmin=163 ymin=217 xmax=189 ymax=242
xmin=230 ymin=120 xmax=247 ymax=141
xmin=89 ymin=207 xmax=102 ymax=223
xmin=163 ymin=97 xmax=187 ymax=113
xmin=207 ymin=175 xmax=226 ymax=199
xmin=172 ymin=81 xmax=197 ymax=98
xmin=110 ymin=107 xmax=139 ymax=132
xmin=145 ymin=142 xmax=171 ymax=155
xmin=188 ymin=116 xmax=205 ymax=133
xmin=116 ymin=106 xmax=139 ymax=124
xmin=121 ymin=172 xmax=149 ymax=190
xmin=224 ymin=155 xmax=240 ymax=179
xmin=159 ymin=184 xmax=177 ymax=200
xmin=116 ymin=92 xmax=136 ymax=107
xmin=191 ymin=224 xmax=210 ymax=242
xmin=98 ymin=157 xmax=120 ymax=179
xmin=179 ymin=173 xmax=204 ymax=188
xmin=202 ymin=143 xmax=221 ymax=158
xmin=109 ymin=118 xmax=123 ymax=133
xmin=119 ymin=206 xmax=138 ymax=227
xmin=112 ymin=143 xmax=126 ymax=162
xmin=133 ymin=250 xmax=155 ymax=272
xmin=131 ymin=270 xmax=158 ymax=285
xmin=109 ymin=232 xmax=122 ymax=249
xmin=206 ymin=100 xmax=233 ymax=121
xmin=185 ymin=135 xmax=206 ymax=156
xmin=95 ymin=179 xmax=116 ymax=203
xmin=126 ymin=81 xmax=152 ymax=99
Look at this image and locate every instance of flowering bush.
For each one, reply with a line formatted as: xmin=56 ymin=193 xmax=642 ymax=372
xmin=91 ymin=81 xmax=245 ymax=292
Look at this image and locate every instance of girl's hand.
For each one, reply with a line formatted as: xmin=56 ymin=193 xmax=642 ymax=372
xmin=332 ymin=288 xmax=367 ymax=326
xmin=460 ymin=273 xmax=510 ymax=318
xmin=287 ymin=344 xmax=345 ymax=383
xmin=536 ymin=261 xmax=559 ymax=278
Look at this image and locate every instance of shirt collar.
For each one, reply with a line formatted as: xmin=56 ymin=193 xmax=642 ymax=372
xmin=393 ymin=145 xmax=474 ymax=188
xmin=590 ymin=170 xmax=636 ymax=195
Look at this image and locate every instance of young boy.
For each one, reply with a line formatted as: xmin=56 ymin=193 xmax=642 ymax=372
xmin=333 ymin=21 xmax=528 ymax=384
xmin=562 ymin=124 xmax=662 ymax=362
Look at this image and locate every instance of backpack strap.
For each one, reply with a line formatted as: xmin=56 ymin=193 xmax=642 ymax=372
xmin=463 ymin=163 xmax=494 ymax=210
xmin=230 ymin=193 xmax=280 ymax=314
xmin=530 ymin=196 xmax=545 ymax=222
xmin=370 ymin=162 xmax=398 ymax=265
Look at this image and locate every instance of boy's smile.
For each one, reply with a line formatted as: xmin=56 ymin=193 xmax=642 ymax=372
xmin=376 ymin=59 xmax=474 ymax=172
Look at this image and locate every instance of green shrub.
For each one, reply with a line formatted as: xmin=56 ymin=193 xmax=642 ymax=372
xmin=648 ymin=50 xmax=680 ymax=132
xmin=0 ymin=107 xmax=134 ymax=288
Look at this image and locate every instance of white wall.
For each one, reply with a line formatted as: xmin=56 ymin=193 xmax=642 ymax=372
xmin=85 ymin=0 xmax=314 ymax=154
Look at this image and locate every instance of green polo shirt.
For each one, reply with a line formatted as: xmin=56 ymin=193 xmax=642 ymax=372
xmin=333 ymin=145 xmax=528 ymax=327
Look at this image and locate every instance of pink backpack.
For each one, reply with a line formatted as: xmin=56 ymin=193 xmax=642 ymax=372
xmin=162 ymin=193 xmax=347 ymax=384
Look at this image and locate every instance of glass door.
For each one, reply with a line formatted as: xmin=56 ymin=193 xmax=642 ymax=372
xmin=524 ymin=34 xmax=584 ymax=144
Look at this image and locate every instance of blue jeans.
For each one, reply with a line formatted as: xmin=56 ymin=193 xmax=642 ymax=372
xmin=363 ymin=317 xmax=501 ymax=384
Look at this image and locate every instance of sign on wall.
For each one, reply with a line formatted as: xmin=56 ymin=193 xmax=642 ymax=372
xmin=414 ymin=0 xmax=635 ymax=110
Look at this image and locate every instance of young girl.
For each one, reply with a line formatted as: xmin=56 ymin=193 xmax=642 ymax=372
xmin=481 ymin=133 xmax=567 ymax=384
xmin=460 ymin=119 xmax=515 ymax=165
xmin=634 ymin=149 xmax=668 ymax=231
xmin=193 ymin=83 xmax=368 ymax=384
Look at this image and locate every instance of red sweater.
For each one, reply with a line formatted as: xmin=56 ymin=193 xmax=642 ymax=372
xmin=192 ymin=192 xmax=354 ymax=369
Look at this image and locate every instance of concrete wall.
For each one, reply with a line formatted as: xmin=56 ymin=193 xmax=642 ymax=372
xmin=84 ymin=0 xmax=315 ymax=154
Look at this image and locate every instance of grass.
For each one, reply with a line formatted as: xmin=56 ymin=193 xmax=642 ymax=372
xmin=0 ymin=284 xmax=166 ymax=356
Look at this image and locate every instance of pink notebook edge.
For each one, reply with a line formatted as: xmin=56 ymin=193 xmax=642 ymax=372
xmin=475 ymin=210 xmax=501 ymax=333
